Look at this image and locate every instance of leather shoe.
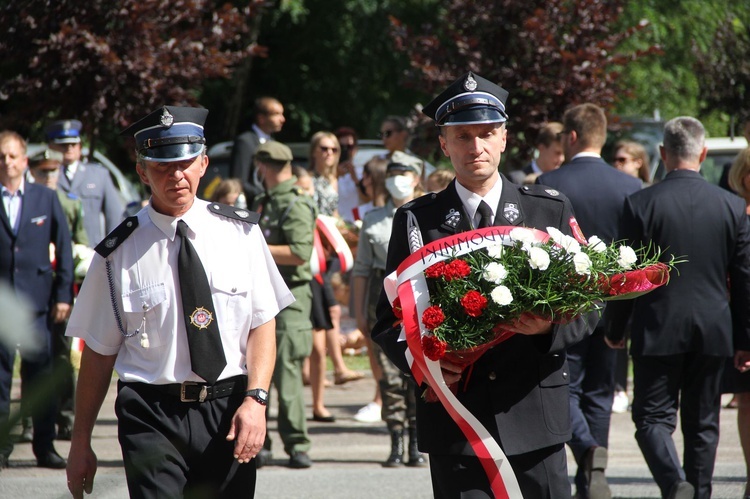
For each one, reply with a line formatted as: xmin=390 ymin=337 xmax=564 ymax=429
xmin=583 ymin=446 xmax=611 ymax=499
xmin=288 ymin=451 xmax=312 ymax=469
xmin=57 ymin=424 xmax=72 ymax=441
xmin=0 ymin=454 xmax=8 ymax=470
xmin=37 ymin=450 xmax=66 ymax=469
xmin=255 ymin=449 xmax=272 ymax=469
xmin=312 ymin=412 xmax=336 ymax=423
xmin=667 ymin=481 xmax=694 ymax=499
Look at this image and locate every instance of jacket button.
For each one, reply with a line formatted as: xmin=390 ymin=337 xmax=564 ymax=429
xmin=488 ymin=371 xmax=497 ymax=381
xmin=562 ymin=371 xmax=568 ymax=379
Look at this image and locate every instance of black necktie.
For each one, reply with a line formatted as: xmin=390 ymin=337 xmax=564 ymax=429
xmin=176 ymin=220 xmax=226 ymax=384
xmin=477 ymin=200 xmax=493 ymax=228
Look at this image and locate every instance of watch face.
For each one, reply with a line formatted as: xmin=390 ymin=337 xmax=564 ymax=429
xmin=248 ymin=388 xmax=268 ymax=404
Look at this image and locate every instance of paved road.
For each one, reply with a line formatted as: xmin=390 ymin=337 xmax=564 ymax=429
xmin=0 ymin=374 xmax=745 ymax=498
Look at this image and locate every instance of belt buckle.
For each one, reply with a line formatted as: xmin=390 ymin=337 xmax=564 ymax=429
xmin=180 ymin=382 xmax=208 ymax=402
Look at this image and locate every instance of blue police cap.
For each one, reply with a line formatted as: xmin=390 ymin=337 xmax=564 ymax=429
xmin=121 ymin=106 xmax=208 ymax=162
xmin=45 ymin=119 xmax=83 ymax=144
xmin=422 ymin=72 xmax=509 ymax=126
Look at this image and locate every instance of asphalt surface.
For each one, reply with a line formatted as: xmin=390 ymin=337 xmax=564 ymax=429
xmin=0 ymin=372 xmax=746 ymax=498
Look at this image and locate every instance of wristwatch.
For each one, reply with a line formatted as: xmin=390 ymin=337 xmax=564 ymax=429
xmin=245 ymin=388 xmax=269 ymax=406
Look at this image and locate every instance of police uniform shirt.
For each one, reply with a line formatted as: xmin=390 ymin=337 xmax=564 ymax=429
xmin=66 ymin=198 xmax=293 ymax=384
xmin=352 ymin=200 xmax=397 ymax=277
xmin=454 ymin=176 xmax=503 ymax=228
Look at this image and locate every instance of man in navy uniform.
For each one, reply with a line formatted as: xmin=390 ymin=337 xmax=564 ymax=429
xmin=0 ymin=131 xmax=74 ymax=470
xmin=537 ymin=103 xmax=642 ymax=499
xmin=65 ymin=106 xmax=291 ymax=498
xmin=372 ymin=72 xmax=597 ymax=498
xmin=46 ymin=119 xmax=125 ymax=245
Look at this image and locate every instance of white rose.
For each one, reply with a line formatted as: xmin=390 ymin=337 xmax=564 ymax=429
xmin=573 ymin=252 xmax=592 ymax=275
xmin=482 ymin=262 xmax=508 ymax=284
xmin=510 ymin=227 xmax=536 ymax=246
xmin=617 ymin=245 xmax=638 ymax=269
xmin=491 ymin=285 xmax=513 ymax=306
xmin=527 ymin=246 xmax=550 ymax=270
xmin=487 ymin=243 xmax=505 ymax=259
xmin=588 ymin=235 xmax=607 ymax=253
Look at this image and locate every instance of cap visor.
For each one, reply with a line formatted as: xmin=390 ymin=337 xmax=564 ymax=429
xmin=52 ymin=137 xmax=81 ymax=144
xmin=441 ymin=108 xmax=507 ymax=126
xmin=139 ymin=143 xmax=204 ymax=162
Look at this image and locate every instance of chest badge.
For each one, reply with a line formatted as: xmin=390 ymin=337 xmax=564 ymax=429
xmin=503 ymin=202 xmax=520 ymax=224
xmin=443 ymin=209 xmax=461 ymax=229
xmin=189 ymin=307 xmax=214 ymax=330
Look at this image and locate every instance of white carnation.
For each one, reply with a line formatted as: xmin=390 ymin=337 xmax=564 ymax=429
xmin=617 ymin=245 xmax=638 ymax=269
xmin=487 ymin=243 xmax=505 ymax=259
xmin=588 ymin=235 xmax=606 ymax=253
xmin=527 ymin=246 xmax=550 ymax=271
xmin=559 ymin=234 xmax=582 ymax=254
xmin=482 ymin=262 xmax=508 ymax=284
xmin=545 ymin=226 xmax=565 ymax=243
xmin=573 ymin=252 xmax=592 ymax=275
xmin=491 ymin=285 xmax=513 ymax=306
xmin=510 ymin=227 xmax=536 ymax=245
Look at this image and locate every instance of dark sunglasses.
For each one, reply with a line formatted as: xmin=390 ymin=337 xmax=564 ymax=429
xmin=319 ymin=146 xmax=339 ymax=153
xmin=378 ymin=130 xmax=396 ymax=139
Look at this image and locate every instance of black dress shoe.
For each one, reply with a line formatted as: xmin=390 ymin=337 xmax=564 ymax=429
xmin=288 ymin=451 xmax=312 ymax=469
xmin=37 ymin=450 xmax=66 ymax=469
xmin=312 ymin=412 xmax=336 ymax=423
xmin=0 ymin=454 xmax=9 ymax=470
xmin=57 ymin=424 xmax=72 ymax=440
xmin=255 ymin=449 xmax=272 ymax=469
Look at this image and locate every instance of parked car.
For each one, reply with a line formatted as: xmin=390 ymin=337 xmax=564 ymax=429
xmin=26 ymin=143 xmax=143 ymax=210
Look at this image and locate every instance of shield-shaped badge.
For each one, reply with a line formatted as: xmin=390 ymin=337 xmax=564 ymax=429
xmin=503 ymin=202 xmax=520 ymax=224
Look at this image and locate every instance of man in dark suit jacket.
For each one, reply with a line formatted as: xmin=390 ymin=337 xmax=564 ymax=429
xmin=372 ymin=72 xmax=597 ymax=498
xmin=607 ymin=117 xmax=750 ymax=499
xmin=0 ymin=131 xmax=74 ymax=470
xmin=229 ymin=97 xmax=286 ymax=204
xmin=537 ymin=103 xmax=642 ymax=499
xmin=47 ymin=119 xmax=125 ymax=246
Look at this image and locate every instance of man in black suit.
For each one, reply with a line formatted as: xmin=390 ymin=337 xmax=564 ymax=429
xmin=229 ymin=97 xmax=286 ymax=204
xmin=607 ymin=117 xmax=750 ymax=499
xmin=0 ymin=131 xmax=74 ymax=470
xmin=538 ymin=103 xmax=642 ymax=499
xmin=372 ymin=72 xmax=598 ymax=498
xmin=508 ymin=121 xmax=564 ymax=185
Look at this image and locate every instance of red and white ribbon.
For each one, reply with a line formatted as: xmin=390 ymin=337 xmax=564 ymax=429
xmin=384 ymin=226 xmax=548 ymax=499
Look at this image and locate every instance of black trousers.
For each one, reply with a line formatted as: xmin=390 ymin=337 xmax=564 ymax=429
xmin=116 ymin=381 xmax=256 ymax=499
xmin=631 ymin=353 xmax=724 ymax=499
xmin=429 ymin=444 xmax=570 ymax=499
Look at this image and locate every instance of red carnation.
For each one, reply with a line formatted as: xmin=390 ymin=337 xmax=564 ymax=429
xmin=422 ymin=334 xmax=447 ymax=361
xmin=425 ymin=262 xmax=447 ymax=279
xmin=444 ymin=259 xmax=471 ymax=281
xmin=421 ymin=305 xmax=445 ymax=330
xmin=392 ymin=297 xmax=403 ymax=320
xmin=461 ymin=290 xmax=488 ymax=317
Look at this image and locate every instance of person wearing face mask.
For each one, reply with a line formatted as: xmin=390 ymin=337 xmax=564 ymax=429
xmin=353 ymin=151 xmax=427 ymax=467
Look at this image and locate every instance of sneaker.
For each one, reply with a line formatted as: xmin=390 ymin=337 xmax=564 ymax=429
xmin=612 ymin=390 xmax=629 ymax=414
xmin=288 ymin=451 xmax=312 ymax=469
xmin=354 ymin=402 xmax=382 ymax=423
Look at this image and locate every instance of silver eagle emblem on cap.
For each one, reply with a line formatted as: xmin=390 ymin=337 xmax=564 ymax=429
xmin=464 ymin=74 xmax=478 ymax=91
xmin=160 ymin=107 xmax=174 ymax=128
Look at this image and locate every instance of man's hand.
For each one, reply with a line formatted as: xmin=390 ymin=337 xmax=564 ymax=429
xmin=52 ymin=302 xmax=72 ymax=323
xmin=66 ymin=441 xmax=97 ymax=499
xmin=735 ymin=350 xmax=750 ymax=373
xmin=506 ymin=313 xmax=553 ymax=336
xmin=226 ymin=398 xmax=267 ymax=464
xmin=605 ymin=337 xmax=626 ymax=349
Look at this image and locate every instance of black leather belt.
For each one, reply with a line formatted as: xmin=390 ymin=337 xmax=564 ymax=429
xmin=136 ymin=375 xmax=247 ymax=403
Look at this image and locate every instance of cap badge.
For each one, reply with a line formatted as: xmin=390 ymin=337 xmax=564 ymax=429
xmin=464 ymin=74 xmax=478 ymax=91
xmin=63 ymin=121 xmax=72 ymax=130
xmin=160 ymin=107 xmax=174 ymax=128
xmin=189 ymin=307 xmax=214 ymax=329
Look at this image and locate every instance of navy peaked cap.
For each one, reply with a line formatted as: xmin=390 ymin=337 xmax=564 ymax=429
xmin=422 ymin=72 xmax=509 ymax=126
xmin=121 ymin=106 xmax=208 ymax=162
xmin=45 ymin=119 xmax=83 ymax=144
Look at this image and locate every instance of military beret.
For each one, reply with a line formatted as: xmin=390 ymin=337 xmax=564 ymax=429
xmin=45 ymin=120 xmax=83 ymax=144
xmin=387 ymin=151 xmax=423 ymax=177
xmin=422 ymin=72 xmax=509 ymax=126
xmin=255 ymin=140 xmax=293 ymax=163
xmin=121 ymin=106 xmax=208 ymax=163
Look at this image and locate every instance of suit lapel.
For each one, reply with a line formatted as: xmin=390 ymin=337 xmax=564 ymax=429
xmin=0 ymin=198 xmax=11 ymax=234
xmin=494 ymin=175 xmax=524 ymax=226
xmin=438 ymin=181 xmax=472 ymax=234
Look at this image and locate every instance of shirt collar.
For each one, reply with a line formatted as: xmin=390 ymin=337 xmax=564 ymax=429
xmin=147 ymin=198 xmax=208 ymax=241
xmin=530 ymin=159 xmax=542 ymax=174
xmin=252 ymin=124 xmax=272 ymax=143
xmin=1 ymin=178 xmax=25 ymax=197
xmin=454 ymin=176 xmax=503 ymax=225
xmin=570 ymin=152 xmax=601 ymax=161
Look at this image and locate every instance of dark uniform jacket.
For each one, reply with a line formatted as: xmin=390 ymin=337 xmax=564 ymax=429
xmin=607 ymin=169 xmax=750 ymax=356
xmin=0 ymin=183 xmax=74 ymax=317
xmin=371 ymin=176 xmax=598 ymax=456
xmin=230 ymin=130 xmax=265 ymax=203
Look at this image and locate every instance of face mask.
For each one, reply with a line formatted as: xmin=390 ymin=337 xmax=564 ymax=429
xmin=385 ymin=175 xmax=414 ymax=200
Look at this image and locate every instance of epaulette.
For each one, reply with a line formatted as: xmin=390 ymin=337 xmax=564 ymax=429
xmin=95 ymin=216 xmax=139 ymax=257
xmin=400 ymin=192 xmax=438 ymax=211
xmin=518 ymin=184 xmax=567 ymax=201
xmin=207 ymin=202 xmax=260 ymax=225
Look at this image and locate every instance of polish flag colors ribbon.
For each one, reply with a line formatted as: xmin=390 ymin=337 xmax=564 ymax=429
xmin=383 ymin=226 xmax=544 ymax=499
